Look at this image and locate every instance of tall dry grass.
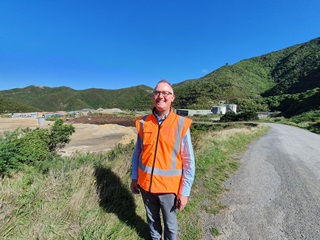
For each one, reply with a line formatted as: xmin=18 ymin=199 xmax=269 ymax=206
xmin=1 ymin=123 xmax=269 ymax=239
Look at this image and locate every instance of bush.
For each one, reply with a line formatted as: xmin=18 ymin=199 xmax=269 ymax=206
xmin=0 ymin=120 xmax=75 ymax=176
xmin=220 ymin=112 xmax=238 ymax=122
xmin=48 ymin=119 xmax=75 ymax=152
xmin=17 ymin=128 xmax=51 ymax=164
xmin=220 ymin=111 xmax=259 ymax=122
xmin=290 ymin=110 xmax=320 ymax=123
xmin=0 ymin=129 xmax=24 ymax=175
xmin=238 ymin=111 xmax=259 ymax=121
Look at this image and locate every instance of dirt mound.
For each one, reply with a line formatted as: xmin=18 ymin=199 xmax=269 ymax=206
xmin=70 ymin=115 xmax=136 ymax=127
xmin=0 ymin=117 xmax=138 ymax=157
xmin=58 ymin=123 xmax=137 ymax=156
xmin=64 ymin=115 xmax=138 ymax=156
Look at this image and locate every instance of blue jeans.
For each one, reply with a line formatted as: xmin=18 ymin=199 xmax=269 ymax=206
xmin=140 ymin=188 xmax=178 ymax=240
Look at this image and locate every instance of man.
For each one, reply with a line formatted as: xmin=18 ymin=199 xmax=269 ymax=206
xmin=131 ymin=80 xmax=195 ymax=240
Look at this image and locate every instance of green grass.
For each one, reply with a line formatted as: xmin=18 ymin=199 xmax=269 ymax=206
xmin=263 ymin=110 xmax=320 ymax=134
xmin=1 ymin=123 xmax=270 ymax=239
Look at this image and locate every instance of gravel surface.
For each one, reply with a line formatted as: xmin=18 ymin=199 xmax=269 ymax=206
xmin=0 ymin=117 xmax=137 ymax=156
xmin=204 ymin=123 xmax=320 ymax=240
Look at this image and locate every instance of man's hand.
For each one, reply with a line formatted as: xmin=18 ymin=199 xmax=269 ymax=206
xmin=177 ymin=195 xmax=188 ymax=210
xmin=131 ymin=179 xmax=140 ymax=194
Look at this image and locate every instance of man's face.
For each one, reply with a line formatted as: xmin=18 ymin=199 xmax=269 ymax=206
xmin=153 ymin=82 xmax=175 ymax=112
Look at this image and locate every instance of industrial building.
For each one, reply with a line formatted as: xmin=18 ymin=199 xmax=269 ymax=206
xmin=175 ymin=104 xmax=237 ymax=117
xmin=211 ymin=104 xmax=237 ymax=114
xmin=174 ymin=109 xmax=212 ymax=116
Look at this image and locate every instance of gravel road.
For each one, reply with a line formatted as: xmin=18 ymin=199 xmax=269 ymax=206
xmin=205 ymin=123 xmax=320 ymax=240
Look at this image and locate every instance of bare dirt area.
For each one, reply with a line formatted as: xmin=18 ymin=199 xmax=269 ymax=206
xmin=0 ymin=116 xmax=137 ymax=156
xmin=71 ymin=115 xmax=136 ymax=127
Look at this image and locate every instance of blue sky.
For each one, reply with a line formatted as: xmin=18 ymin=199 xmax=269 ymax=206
xmin=0 ymin=0 xmax=319 ymax=91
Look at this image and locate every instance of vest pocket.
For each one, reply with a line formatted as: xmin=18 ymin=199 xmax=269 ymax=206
xmin=143 ymin=130 xmax=154 ymax=145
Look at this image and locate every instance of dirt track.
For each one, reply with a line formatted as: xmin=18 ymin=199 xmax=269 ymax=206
xmin=0 ymin=117 xmax=137 ymax=156
xmin=205 ymin=123 xmax=320 ymax=239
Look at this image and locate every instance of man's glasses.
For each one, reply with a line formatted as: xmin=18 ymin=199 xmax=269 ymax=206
xmin=153 ymin=90 xmax=173 ymax=97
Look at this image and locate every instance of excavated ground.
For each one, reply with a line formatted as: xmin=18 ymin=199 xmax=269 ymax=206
xmin=0 ymin=115 xmax=137 ymax=156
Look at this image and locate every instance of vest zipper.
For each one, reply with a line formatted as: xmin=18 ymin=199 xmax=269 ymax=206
xmin=149 ymin=123 xmax=161 ymax=192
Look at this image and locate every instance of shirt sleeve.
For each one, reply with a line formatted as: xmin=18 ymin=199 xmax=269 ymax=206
xmin=179 ymin=128 xmax=196 ymax=196
xmin=131 ymin=134 xmax=141 ymax=180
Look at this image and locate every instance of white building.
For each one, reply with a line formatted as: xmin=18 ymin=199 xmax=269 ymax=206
xmin=211 ymin=105 xmax=227 ymax=114
xmin=12 ymin=112 xmax=38 ymax=118
xmin=226 ymin=104 xmax=237 ymax=113
xmin=212 ymin=104 xmax=237 ymax=114
xmin=176 ymin=103 xmax=237 ymax=117
xmin=175 ymin=109 xmax=212 ymax=116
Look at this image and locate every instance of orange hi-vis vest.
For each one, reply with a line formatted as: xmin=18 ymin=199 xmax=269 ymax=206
xmin=136 ymin=109 xmax=192 ymax=195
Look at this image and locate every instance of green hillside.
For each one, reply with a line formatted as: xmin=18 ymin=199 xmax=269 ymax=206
xmin=0 ymin=96 xmax=40 ymax=113
xmin=173 ymin=37 xmax=320 ymax=116
xmin=0 ymin=85 xmax=153 ymax=112
xmin=0 ymin=37 xmax=319 ymax=116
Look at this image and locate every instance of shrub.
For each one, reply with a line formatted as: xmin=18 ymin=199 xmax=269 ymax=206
xmin=220 ymin=111 xmax=259 ymax=122
xmin=0 ymin=120 xmax=75 ymax=176
xmin=220 ymin=112 xmax=238 ymax=122
xmin=48 ymin=119 xmax=75 ymax=152
xmin=290 ymin=110 xmax=320 ymax=123
xmin=238 ymin=111 xmax=259 ymax=121
xmin=16 ymin=128 xmax=51 ymax=164
xmin=0 ymin=129 xmax=24 ymax=175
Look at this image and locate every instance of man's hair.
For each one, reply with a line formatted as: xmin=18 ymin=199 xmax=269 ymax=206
xmin=155 ymin=79 xmax=174 ymax=94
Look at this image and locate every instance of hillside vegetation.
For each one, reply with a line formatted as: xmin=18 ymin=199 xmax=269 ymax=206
xmin=0 ymin=120 xmax=268 ymax=239
xmin=0 ymin=85 xmax=153 ymax=112
xmin=0 ymin=96 xmax=40 ymax=113
xmin=0 ymin=37 xmax=319 ymax=117
xmin=173 ymin=37 xmax=320 ymax=116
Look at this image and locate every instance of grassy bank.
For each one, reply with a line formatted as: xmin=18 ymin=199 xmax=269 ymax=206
xmin=262 ymin=110 xmax=320 ymax=134
xmin=0 ymin=123 xmax=269 ymax=239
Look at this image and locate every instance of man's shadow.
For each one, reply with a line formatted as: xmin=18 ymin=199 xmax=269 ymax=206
xmin=94 ymin=166 xmax=150 ymax=239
